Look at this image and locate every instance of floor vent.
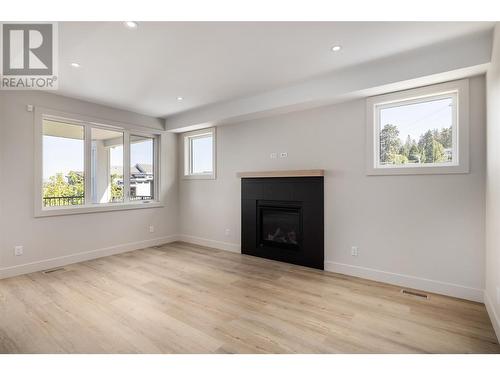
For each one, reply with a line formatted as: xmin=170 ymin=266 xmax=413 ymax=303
xmin=401 ymin=289 xmax=429 ymax=299
xmin=42 ymin=267 xmax=66 ymax=274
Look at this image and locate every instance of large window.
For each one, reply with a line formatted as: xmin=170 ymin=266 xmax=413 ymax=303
xmin=366 ymin=79 xmax=469 ymax=175
xmin=183 ymin=128 xmax=216 ymax=179
xmin=35 ymin=108 xmax=162 ymax=216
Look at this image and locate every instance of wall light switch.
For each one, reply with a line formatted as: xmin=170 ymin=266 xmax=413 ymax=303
xmin=270 ymin=153 xmax=277 ymax=159
xmin=14 ymin=246 xmax=23 ymax=256
xmin=351 ymin=246 xmax=358 ymax=257
xmin=149 ymin=225 xmax=155 ymax=233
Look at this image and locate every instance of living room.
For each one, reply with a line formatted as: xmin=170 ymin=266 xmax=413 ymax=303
xmin=1 ymin=1 xmax=500 ymax=372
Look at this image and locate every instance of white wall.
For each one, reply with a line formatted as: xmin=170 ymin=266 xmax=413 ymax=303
xmin=485 ymin=24 xmax=500 ymax=339
xmin=178 ymin=75 xmax=487 ymax=302
xmin=0 ymin=91 xmax=178 ymax=278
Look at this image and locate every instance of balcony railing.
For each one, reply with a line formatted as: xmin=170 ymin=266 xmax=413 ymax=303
xmin=43 ymin=196 xmax=84 ymax=207
xmin=43 ymin=195 xmax=152 ymax=207
xmin=130 ymin=195 xmax=153 ymax=201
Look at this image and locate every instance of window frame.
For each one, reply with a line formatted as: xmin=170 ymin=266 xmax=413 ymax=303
xmin=34 ymin=107 xmax=164 ymax=217
xmin=366 ymin=79 xmax=469 ymax=175
xmin=182 ymin=127 xmax=216 ymax=180
xmin=90 ymin=124 xmax=125 ymax=205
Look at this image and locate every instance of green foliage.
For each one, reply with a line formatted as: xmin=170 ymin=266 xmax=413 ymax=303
xmin=43 ymin=171 xmax=84 ymax=198
xmin=379 ymin=125 xmax=452 ymax=165
xmin=379 ymin=124 xmax=402 ymax=163
xmin=110 ymin=173 xmax=123 ymax=202
xmin=421 ymin=130 xmax=435 ymax=163
xmin=408 ymin=144 xmax=421 ymax=163
xmin=437 ymin=127 xmax=452 ymax=148
xmin=401 ymin=135 xmax=413 ymax=159
xmin=390 ymin=154 xmax=409 ymax=164
xmin=43 ymin=171 xmax=123 ymax=204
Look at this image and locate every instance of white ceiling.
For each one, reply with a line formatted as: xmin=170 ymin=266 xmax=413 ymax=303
xmin=57 ymin=22 xmax=494 ymax=118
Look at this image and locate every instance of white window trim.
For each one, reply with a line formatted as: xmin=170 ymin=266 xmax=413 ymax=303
xmin=34 ymin=107 xmax=165 ymax=217
xmin=182 ymin=127 xmax=217 ymax=180
xmin=366 ymin=79 xmax=470 ymax=175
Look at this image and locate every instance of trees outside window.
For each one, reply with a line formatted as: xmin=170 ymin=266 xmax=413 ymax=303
xmin=379 ymin=124 xmax=452 ymax=166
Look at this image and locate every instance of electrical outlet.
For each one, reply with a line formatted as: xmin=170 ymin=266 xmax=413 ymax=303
xmin=270 ymin=152 xmax=277 ymax=159
xmin=14 ymin=246 xmax=23 ymax=256
xmin=279 ymin=152 xmax=288 ymax=158
xmin=26 ymin=104 xmax=33 ymax=112
xmin=351 ymin=246 xmax=358 ymax=257
xmin=224 ymin=229 xmax=231 ymax=236
xmin=149 ymin=225 xmax=155 ymax=233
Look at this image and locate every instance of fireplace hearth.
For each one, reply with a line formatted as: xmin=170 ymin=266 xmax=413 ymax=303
xmin=240 ymin=173 xmax=324 ymax=269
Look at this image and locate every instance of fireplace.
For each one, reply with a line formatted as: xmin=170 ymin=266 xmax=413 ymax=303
xmin=241 ymin=175 xmax=324 ymax=269
xmin=258 ymin=203 xmax=302 ymax=250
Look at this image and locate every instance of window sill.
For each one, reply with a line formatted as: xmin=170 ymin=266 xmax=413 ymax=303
xmin=366 ymin=163 xmax=469 ymax=176
xmin=182 ymin=174 xmax=216 ymax=180
xmin=35 ymin=200 xmax=164 ymax=218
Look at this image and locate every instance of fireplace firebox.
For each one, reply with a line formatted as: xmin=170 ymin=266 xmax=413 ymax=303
xmin=258 ymin=202 xmax=302 ymax=250
xmin=241 ymin=176 xmax=324 ymax=269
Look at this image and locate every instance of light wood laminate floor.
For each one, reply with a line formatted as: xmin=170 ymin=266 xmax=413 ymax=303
xmin=0 ymin=242 xmax=498 ymax=353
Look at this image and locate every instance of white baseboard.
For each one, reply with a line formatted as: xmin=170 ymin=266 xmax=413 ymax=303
xmin=175 ymin=236 xmax=483 ymax=303
xmin=0 ymin=235 xmax=179 ymax=280
xmin=484 ymin=291 xmax=500 ymax=342
xmin=0 ymin=234 xmax=484 ymax=305
xmin=177 ymin=234 xmax=241 ymax=253
xmin=325 ymin=261 xmax=484 ymax=303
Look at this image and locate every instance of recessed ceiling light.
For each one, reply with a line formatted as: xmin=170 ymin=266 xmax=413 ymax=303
xmin=124 ymin=21 xmax=138 ymax=29
xmin=70 ymin=62 xmax=81 ymax=68
xmin=331 ymin=45 xmax=342 ymax=52
xmin=177 ymin=97 xmax=184 ymax=101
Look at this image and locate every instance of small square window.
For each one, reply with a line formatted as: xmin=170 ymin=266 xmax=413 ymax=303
xmin=183 ymin=128 xmax=216 ymax=179
xmin=366 ymin=79 xmax=469 ymax=175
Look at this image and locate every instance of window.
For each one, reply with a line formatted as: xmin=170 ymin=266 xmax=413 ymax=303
xmin=43 ymin=119 xmax=85 ymax=207
xmin=366 ymin=79 xmax=469 ymax=175
xmin=183 ymin=128 xmax=216 ymax=179
xmin=35 ymin=108 xmax=162 ymax=216
xmin=130 ymin=135 xmax=155 ymax=201
xmin=91 ymin=127 xmax=124 ymax=204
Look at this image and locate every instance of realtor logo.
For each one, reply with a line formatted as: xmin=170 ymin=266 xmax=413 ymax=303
xmin=1 ymin=22 xmax=58 ymax=89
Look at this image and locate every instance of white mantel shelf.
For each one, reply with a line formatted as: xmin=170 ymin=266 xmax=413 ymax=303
xmin=237 ymin=169 xmax=325 ymax=178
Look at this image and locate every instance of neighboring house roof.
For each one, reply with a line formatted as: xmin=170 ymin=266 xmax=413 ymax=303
xmin=134 ymin=163 xmax=153 ymax=174
xmin=110 ymin=164 xmax=153 ymax=176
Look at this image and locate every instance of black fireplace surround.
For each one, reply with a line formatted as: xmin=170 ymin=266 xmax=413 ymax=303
xmin=241 ymin=176 xmax=324 ymax=269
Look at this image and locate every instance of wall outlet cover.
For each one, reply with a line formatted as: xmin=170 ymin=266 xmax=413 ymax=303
xmin=280 ymin=152 xmax=288 ymax=158
xmin=149 ymin=225 xmax=155 ymax=233
xmin=351 ymin=246 xmax=358 ymax=256
xmin=14 ymin=246 xmax=23 ymax=256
